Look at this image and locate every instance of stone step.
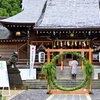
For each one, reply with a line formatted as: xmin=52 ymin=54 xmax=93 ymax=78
xmin=23 ymin=79 xmax=100 ymax=89
xmin=56 ymin=66 xmax=85 ymax=80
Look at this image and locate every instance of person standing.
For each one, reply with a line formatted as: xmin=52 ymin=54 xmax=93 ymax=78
xmin=70 ymin=57 xmax=78 ymax=79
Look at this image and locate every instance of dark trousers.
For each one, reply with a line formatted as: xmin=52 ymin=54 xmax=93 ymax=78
xmin=72 ymin=74 xmax=76 ymax=79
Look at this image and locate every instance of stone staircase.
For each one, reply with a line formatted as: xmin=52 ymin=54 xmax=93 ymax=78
xmin=23 ymin=79 xmax=100 ymax=89
xmin=22 ymin=66 xmax=100 ymax=89
xmin=56 ymin=66 xmax=85 ymax=80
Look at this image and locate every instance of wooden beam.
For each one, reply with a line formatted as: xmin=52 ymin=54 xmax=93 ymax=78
xmin=48 ymin=91 xmax=89 ymax=94
xmin=45 ymin=49 xmax=93 ymax=52
xmin=54 ymin=40 xmax=90 ymax=42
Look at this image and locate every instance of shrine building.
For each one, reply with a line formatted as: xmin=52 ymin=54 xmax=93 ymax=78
xmin=0 ymin=0 xmax=100 ymax=80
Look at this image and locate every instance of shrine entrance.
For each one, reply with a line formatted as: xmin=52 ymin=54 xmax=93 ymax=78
xmin=45 ymin=48 xmax=93 ymax=80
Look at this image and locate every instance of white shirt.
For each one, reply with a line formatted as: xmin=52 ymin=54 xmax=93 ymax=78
xmin=71 ymin=60 xmax=78 ymax=74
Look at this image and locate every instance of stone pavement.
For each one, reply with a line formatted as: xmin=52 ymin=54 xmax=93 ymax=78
xmin=7 ymin=89 xmax=100 ymax=100
xmin=46 ymin=94 xmax=91 ymax=100
xmin=90 ymin=89 xmax=100 ymax=100
xmin=0 ymin=90 xmax=23 ymax=100
xmin=8 ymin=89 xmax=50 ymax=100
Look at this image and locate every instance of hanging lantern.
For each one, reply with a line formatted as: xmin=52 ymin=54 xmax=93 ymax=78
xmin=79 ymin=41 xmax=81 ymax=45
xmin=66 ymin=31 xmax=68 ymax=33
xmin=87 ymin=41 xmax=89 ymax=45
xmin=67 ymin=41 xmax=70 ymax=46
xmin=64 ymin=41 xmax=66 ymax=45
xmin=59 ymin=31 xmax=61 ymax=37
xmin=70 ymin=33 xmax=74 ymax=37
xmin=83 ymin=41 xmax=86 ymax=47
xmin=88 ymin=31 xmax=91 ymax=35
xmin=53 ymin=41 xmax=56 ymax=48
xmin=37 ymin=31 xmax=38 ymax=34
xmin=75 ymin=41 xmax=77 ymax=46
xmin=60 ymin=41 xmax=63 ymax=47
xmin=56 ymin=31 xmax=58 ymax=33
xmin=16 ymin=31 xmax=21 ymax=36
xmin=95 ymin=31 xmax=97 ymax=33
xmin=39 ymin=52 xmax=45 ymax=63
xmin=57 ymin=41 xmax=59 ymax=46
xmin=71 ymin=41 xmax=74 ymax=46
xmin=79 ymin=41 xmax=82 ymax=48
xmin=53 ymin=31 xmax=56 ymax=35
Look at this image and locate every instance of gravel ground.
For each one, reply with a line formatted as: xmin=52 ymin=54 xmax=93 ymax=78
xmin=10 ymin=89 xmax=100 ymax=100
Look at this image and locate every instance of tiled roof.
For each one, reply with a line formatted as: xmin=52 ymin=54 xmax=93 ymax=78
xmin=0 ymin=0 xmax=100 ymax=29
xmin=37 ymin=0 xmax=100 ymax=29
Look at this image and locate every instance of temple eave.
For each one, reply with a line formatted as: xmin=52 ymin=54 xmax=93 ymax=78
xmin=34 ymin=26 xmax=100 ymax=30
xmin=0 ymin=21 xmax=35 ymax=25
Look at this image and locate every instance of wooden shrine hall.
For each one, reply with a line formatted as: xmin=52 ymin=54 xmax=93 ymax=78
xmin=0 ymin=0 xmax=100 ymax=80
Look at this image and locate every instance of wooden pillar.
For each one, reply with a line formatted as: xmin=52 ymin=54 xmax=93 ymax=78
xmin=89 ymin=48 xmax=92 ymax=63
xmin=47 ymin=49 xmax=51 ymax=92
xmin=89 ymin=48 xmax=92 ymax=93
xmin=27 ymin=40 xmax=29 ymax=59
xmin=47 ymin=48 xmax=50 ymax=63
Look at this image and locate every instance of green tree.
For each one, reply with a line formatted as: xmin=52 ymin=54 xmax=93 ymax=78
xmin=0 ymin=0 xmax=22 ymax=17
xmin=0 ymin=8 xmax=9 ymax=17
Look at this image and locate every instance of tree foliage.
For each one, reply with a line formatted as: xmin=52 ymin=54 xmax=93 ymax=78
xmin=0 ymin=0 xmax=22 ymax=17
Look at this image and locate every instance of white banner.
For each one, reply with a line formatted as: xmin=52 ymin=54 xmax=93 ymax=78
xmin=30 ymin=45 xmax=36 ymax=78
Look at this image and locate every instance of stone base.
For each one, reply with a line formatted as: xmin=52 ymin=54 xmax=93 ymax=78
xmin=8 ymin=74 xmax=23 ymax=88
